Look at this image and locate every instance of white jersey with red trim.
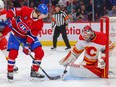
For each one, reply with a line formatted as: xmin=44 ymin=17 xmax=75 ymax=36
xmin=72 ymin=31 xmax=107 ymax=60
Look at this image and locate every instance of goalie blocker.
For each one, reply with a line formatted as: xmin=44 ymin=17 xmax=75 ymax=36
xmin=59 ymin=25 xmax=108 ymax=78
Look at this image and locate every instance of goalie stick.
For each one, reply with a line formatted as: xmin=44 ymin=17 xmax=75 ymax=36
xmin=10 ymin=31 xmax=61 ymax=80
xmin=61 ymin=65 xmax=68 ymax=79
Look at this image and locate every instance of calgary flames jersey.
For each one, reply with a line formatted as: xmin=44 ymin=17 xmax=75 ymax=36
xmin=72 ymin=31 xmax=107 ymax=61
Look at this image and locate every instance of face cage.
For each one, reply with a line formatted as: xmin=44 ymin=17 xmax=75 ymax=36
xmin=81 ymin=30 xmax=93 ymax=41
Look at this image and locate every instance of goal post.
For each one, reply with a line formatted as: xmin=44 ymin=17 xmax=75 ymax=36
xmin=100 ymin=16 xmax=109 ymax=78
xmin=100 ymin=16 xmax=116 ymax=78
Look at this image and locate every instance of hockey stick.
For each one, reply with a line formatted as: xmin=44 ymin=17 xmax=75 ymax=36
xmin=11 ymin=32 xmax=61 ymax=80
xmin=61 ymin=65 xmax=68 ymax=79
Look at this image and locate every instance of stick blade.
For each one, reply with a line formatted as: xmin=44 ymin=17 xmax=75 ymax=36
xmin=49 ymin=75 xmax=61 ymax=80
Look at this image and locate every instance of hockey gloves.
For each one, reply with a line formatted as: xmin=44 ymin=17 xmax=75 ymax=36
xmin=97 ymin=52 xmax=106 ymax=69
xmin=59 ymin=51 xmax=77 ymax=66
xmin=23 ymin=43 xmax=31 ymax=55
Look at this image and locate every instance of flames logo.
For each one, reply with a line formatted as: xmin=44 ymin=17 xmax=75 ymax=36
xmin=85 ymin=46 xmax=97 ymax=57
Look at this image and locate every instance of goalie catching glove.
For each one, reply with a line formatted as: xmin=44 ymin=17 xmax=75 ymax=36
xmin=59 ymin=51 xmax=77 ymax=66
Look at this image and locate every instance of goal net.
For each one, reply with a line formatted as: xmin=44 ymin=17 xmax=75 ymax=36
xmin=100 ymin=16 xmax=116 ymax=78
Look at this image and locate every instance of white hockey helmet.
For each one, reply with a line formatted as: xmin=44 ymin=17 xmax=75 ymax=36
xmin=0 ymin=0 xmax=4 ymax=8
xmin=81 ymin=25 xmax=94 ymax=42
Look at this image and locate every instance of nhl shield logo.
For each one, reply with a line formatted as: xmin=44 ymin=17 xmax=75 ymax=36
xmin=24 ymin=16 xmax=28 ymax=20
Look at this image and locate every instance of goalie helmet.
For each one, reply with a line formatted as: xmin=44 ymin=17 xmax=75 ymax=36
xmin=0 ymin=0 xmax=4 ymax=8
xmin=81 ymin=25 xmax=95 ymax=42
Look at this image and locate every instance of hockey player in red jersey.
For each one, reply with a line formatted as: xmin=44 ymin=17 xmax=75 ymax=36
xmin=59 ymin=25 xmax=108 ymax=78
xmin=0 ymin=0 xmax=18 ymax=72
xmin=1 ymin=3 xmax=48 ymax=80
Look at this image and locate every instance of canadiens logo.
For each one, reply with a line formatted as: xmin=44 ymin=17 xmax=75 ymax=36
xmin=17 ymin=22 xmax=29 ymax=33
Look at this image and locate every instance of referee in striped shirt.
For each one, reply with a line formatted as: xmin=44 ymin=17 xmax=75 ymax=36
xmin=51 ymin=4 xmax=71 ymax=50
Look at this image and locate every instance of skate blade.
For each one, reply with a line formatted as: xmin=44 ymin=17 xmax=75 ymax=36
xmin=30 ymin=77 xmax=45 ymax=81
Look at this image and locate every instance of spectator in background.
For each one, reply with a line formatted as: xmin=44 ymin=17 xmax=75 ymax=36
xmin=12 ymin=0 xmax=21 ymax=7
xmin=30 ymin=1 xmax=34 ymax=8
xmin=110 ymin=0 xmax=116 ymax=6
xmin=7 ymin=1 xmax=14 ymax=9
xmin=20 ymin=0 xmax=27 ymax=7
xmin=105 ymin=0 xmax=112 ymax=11
xmin=52 ymin=0 xmax=59 ymax=6
xmin=80 ymin=5 xmax=88 ymax=21
xmin=58 ymin=0 xmax=67 ymax=7
xmin=66 ymin=1 xmax=76 ymax=14
xmin=95 ymin=0 xmax=105 ymax=19
xmin=76 ymin=14 xmax=87 ymax=22
xmin=76 ymin=8 xmax=81 ymax=17
xmin=60 ymin=5 xmax=66 ymax=12
xmin=83 ymin=0 xmax=90 ymax=8
xmin=108 ymin=5 xmax=116 ymax=17
xmin=40 ymin=0 xmax=49 ymax=4
xmin=71 ymin=8 xmax=77 ymax=22
xmin=86 ymin=0 xmax=93 ymax=21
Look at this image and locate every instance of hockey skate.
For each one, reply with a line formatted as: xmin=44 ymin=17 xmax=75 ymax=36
xmin=51 ymin=47 xmax=56 ymax=51
xmin=30 ymin=68 xmax=45 ymax=80
xmin=13 ymin=66 xmax=18 ymax=72
xmin=65 ymin=47 xmax=71 ymax=51
xmin=7 ymin=72 xmax=13 ymax=80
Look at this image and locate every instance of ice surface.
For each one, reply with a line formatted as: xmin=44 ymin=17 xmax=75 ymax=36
xmin=0 ymin=46 xmax=116 ymax=87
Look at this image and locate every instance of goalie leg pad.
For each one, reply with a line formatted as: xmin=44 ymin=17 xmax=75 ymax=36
xmin=59 ymin=51 xmax=77 ymax=66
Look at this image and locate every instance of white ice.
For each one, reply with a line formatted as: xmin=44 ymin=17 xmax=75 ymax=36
xmin=0 ymin=46 xmax=116 ymax=87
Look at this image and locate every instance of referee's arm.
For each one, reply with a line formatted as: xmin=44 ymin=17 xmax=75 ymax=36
xmin=51 ymin=15 xmax=56 ymax=28
xmin=62 ymin=11 xmax=69 ymax=26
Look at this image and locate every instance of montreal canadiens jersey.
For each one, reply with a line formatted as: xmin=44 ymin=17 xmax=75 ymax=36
xmin=6 ymin=6 xmax=43 ymax=44
xmin=72 ymin=31 xmax=107 ymax=60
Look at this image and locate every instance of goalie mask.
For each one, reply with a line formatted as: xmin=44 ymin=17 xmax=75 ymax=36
xmin=81 ymin=25 xmax=95 ymax=42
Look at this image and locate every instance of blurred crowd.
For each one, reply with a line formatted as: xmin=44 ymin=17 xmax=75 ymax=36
xmin=6 ymin=0 xmax=116 ymax=22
